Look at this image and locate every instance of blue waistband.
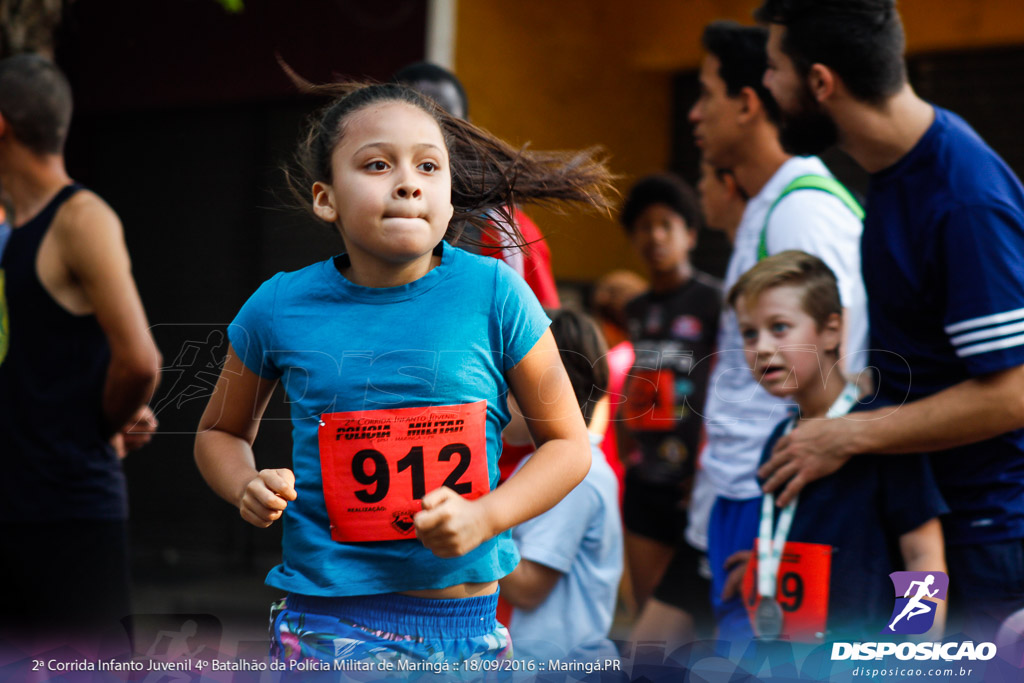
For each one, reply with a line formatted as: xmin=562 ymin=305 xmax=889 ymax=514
xmin=284 ymin=591 xmax=499 ymax=638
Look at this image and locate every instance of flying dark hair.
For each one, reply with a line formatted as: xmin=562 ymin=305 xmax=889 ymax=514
xmin=754 ymin=0 xmax=907 ymax=104
xmin=701 ymin=21 xmax=781 ymax=126
xmin=547 ymin=308 xmax=609 ymax=424
xmin=281 ymin=69 xmax=616 ymax=249
xmin=619 ymin=173 xmax=702 ymax=234
xmin=392 ymin=61 xmax=469 ymax=119
xmin=0 ymin=54 xmax=72 ymax=155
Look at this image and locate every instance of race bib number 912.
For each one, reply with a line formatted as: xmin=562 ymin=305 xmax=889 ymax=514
xmin=318 ymin=401 xmax=490 ymax=542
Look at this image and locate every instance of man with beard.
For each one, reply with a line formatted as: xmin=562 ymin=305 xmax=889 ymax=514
xmin=757 ymin=0 xmax=1024 ymax=640
xmin=687 ymin=20 xmax=867 ymax=640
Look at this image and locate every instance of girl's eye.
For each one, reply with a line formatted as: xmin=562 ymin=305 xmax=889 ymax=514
xmin=771 ymin=322 xmax=790 ymax=334
xmin=418 ymin=161 xmax=438 ymax=173
xmin=740 ymin=328 xmax=757 ymax=342
xmin=366 ymin=160 xmax=388 ymax=171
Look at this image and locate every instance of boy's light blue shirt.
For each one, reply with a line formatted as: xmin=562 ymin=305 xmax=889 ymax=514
xmin=509 ymin=434 xmax=623 ymax=662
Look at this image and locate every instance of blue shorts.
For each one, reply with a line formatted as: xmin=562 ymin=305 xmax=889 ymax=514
xmin=270 ymin=591 xmax=511 ymax=673
xmin=707 ymin=495 xmax=760 ymax=642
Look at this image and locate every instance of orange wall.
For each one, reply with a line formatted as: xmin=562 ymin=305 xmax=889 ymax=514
xmin=455 ymin=0 xmax=1024 ymax=283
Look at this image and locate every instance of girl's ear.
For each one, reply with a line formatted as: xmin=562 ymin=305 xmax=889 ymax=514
xmin=312 ymin=181 xmax=337 ymax=223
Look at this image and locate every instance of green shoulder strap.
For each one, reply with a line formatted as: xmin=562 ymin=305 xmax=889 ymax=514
xmin=757 ymin=174 xmax=865 ymax=261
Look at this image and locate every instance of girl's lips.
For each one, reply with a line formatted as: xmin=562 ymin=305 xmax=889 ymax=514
xmin=759 ymin=366 xmax=787 ymax=381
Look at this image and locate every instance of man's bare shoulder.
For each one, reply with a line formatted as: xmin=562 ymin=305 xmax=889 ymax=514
xmin=53 ymin=188 xmax=122 ymax=237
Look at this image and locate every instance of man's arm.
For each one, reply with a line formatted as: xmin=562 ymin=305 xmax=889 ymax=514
xmin=760 ymin=364 xmax=1024 ymax=506
xmin=56 ymin=193 xmax=161 ymax=436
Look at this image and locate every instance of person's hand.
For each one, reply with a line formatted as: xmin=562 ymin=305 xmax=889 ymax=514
xmin=415 ymin=487 xmax=493 ymax=558
xmin=758 ymin=417 xmax=858 ymax=507
xmin=721 ymin=550 xmax=752 ymax=601
xmin=239 ymin=468 xmax=297 ymax=528
xmin=123 ymin=405 xmax=158 ymax=450
xmin=110 ymin=405 xmax=159 ymax=459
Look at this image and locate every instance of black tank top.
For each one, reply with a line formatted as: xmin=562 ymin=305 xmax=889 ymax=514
xmin=0 ymin=185 xmax=126 ymax=521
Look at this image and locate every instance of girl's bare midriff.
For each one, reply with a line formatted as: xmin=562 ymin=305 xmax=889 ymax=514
xmin=400 ymin=580 xmax=498 ymax=600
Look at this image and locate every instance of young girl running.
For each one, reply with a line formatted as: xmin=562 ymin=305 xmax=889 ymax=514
xmin=193 ymin=80 xmax=615 ymax=666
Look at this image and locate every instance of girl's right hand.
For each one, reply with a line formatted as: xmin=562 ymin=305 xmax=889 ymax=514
xmin=239 ymin=468 xmax=297 ymax=528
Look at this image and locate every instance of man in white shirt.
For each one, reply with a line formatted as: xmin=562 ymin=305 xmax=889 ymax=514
xmin=686 ymin=20 xmax=867 ymax=641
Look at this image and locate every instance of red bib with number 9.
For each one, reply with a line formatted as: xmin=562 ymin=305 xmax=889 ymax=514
xmin=319 ymin=400 xmax=490 ymax=542
xmin=741 ymin=539 xmax=832 ymax=642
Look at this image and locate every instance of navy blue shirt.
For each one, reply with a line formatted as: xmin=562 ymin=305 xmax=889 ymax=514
xmin=863 ymin=106 xmax=1024 ymax=544
xmin=758 ymin=404 xmax=948 ymax=640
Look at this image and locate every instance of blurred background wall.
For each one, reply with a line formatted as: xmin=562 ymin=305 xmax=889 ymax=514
xmin=17 ymin=0 xmax=1024 ymax=625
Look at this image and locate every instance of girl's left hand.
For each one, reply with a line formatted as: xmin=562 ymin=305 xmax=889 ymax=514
xmin=414 ymin=487 xmax=493 ymax=558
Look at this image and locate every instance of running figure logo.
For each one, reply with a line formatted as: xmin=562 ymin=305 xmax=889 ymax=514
xmin=883 ymin=571 xmax=949 ymax=635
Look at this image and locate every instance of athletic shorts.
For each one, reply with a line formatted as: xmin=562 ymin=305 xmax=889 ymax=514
xmin=622 ymin=469 xmax=688 ymax=544
xmin=270 ymin=591 xmax=511 ymax=672
xmin=651 ymin=540 xmax=714 ymax=636
xmin=707 ymin=494 xmax=761 ymax=642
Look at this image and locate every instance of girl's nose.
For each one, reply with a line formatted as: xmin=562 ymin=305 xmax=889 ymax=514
xmin=394 ymin=183 xmax=422 ymax=199
xmin=393 ymin=167 xmax=422 ymax=199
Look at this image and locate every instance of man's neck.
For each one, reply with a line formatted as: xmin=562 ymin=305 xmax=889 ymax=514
xmin=1 ymin=149 xmax=72 ymax=228
xmin=721 ymin=204 xmax=747 ymax=245
xmin=731 ymin=129 xmax=791 ymax=200
xmin=834 ymin=85 xmax=935 ymax=174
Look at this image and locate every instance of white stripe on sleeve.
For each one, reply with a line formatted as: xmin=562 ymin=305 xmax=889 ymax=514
xmin=945 ymin=307 xmax=1024 ymax=335
xmin=956 ymin=332 xmax=1024 ymax=358
xmin=950 ymin=319 xmax=1024 ymax=347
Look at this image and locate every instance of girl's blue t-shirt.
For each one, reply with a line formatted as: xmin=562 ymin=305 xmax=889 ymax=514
xmin=228 ymin=243 xmax=550 ymax=596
